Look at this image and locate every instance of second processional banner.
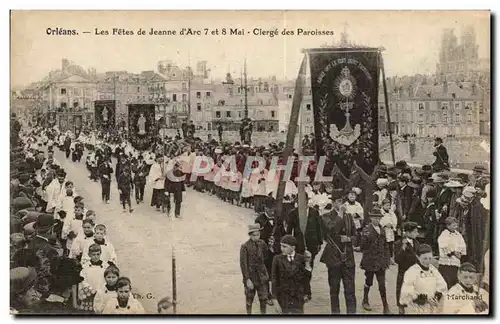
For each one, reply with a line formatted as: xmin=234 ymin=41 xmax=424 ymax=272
xmin=308 ymin=48 xmax=380 ymax=179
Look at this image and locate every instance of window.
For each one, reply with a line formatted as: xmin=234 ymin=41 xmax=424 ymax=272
xmin=288 ymin=94 xmax=292 ymax=99
xmin=465 ymin=102 xmax=472 ymax=110
xmin=182 ymin=94 xmax=187 ymax=101
xmin=229 ymin=88 xmax=233 ymax=96
xmin=306 ymin=104 xmax=311 ymax=111
xmin=455 ymin=113 xmax=461 ymax=123
xmin=182 ymin=83 xmax=187 ymax=90
xmin=238 ymin=112 xmax=242 ymax=118
xmin=73 ymin=101 xmax=79 ymax=108
xmin=218 ymin=100 xmax=225 ymax=106
xmin=479 ymin=103 xmax=484 ymax=114
xmin=454 ymin=102 xmax=460 ymax=110
xmin=306 ymin=117 xmax=311 ymax=123
xmin=271 ymin=111 xmax=276 ymax=118
xmin=61 ymin=88 xmax=67 ymax=95
xmin=61 ymin=102 xmax=67 ymax=110
xmin=137 ymin=96 xmax=140 ymax=100
xmin=430 ymin=113 xmax=436 ymax=124
xmin=418 ymin=103 xmax=424 ymax=110
xmin=258 ymin=99 xmax=263 ymax=105
xmin=197 ymin=103 xmax=202 ymax=111
xmin=441 ymin=102 xmax=449 ymax=110
xmin=226 ymin=111 xmax=231 ymax=118
xmin=137 ymin=87 xmax=140 ymax=93
xmin=442 ymin=112 xmax=449 ymax=124
xmin=173 ymin=94 xmax=177 ymax=102
xmin=206 ymin=91 xmax=211 ymax=98
xmin=196 ymin=92 xmax=201 ymax=99
xmin=467 ymin=112 xmax=473 ymax=123
xmin=418 ymin=113 xmax=424 ymax=124
xmin=73 ymin=89 xmax=79 ymax=96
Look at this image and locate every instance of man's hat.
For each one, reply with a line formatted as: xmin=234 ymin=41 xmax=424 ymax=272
xmin=12 ymin=197 xmax=34 ymax=211
xmin=49 ymin=257 xmax=84 ymax=292
xmin=248 ymin=224 xmax=262 ymax=235
xmin=402 ymin=221 xmax=420 ymax=233
xmin=281 ymin=234 xmax=298 ymax=247
xmin=10 ymin=267 xmax=37 ymax=295
xmin=422 ymin=164 xmax=433 ymax=172
xmin=395 ymin=160 xmax=407 ymax=169
xmin=473 ymin=165 xmax=487 ymax=173
xmin=406 ymin=177 xmax=421 ymax=189
xmin=33 ymin=213 xmax=55 ymax=232
xmin=398 ymin=173 xmax=411 ymax=183
xmin=444 ymin=180 xmax=464 ymax=188
xmin=369 ymin=207 xmax=383 ymax=218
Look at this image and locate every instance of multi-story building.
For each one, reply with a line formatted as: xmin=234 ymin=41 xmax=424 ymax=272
xmin=35 ymin=59 xmax=99 ymax=114
xmin=378 ymin=81 xmax=482 ymax=137
xmin=211 ymin=73 xmax=280 ymax=131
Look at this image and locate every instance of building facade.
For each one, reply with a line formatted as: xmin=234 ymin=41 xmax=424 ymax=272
xmin=378 ymin=81 xmax=482 ymax=137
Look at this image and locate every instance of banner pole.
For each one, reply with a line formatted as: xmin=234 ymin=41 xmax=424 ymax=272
xmin=172 ymin=245 xmax=177 ymax=314
xmin=274 ymin=53 xmax=308 ymax=234
xmin=380 ymin=52 xmax=396 ymax=166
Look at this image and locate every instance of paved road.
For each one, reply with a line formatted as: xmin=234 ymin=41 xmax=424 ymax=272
xmin=55 ymin=150 xmax=400 ymax=315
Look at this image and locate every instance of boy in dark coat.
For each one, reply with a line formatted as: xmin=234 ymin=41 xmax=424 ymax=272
xmin=271 ymin=235 xmax=312 ymax=314
xmin=360 ymin=207 xmax=391 ymax=314
xmin=133 ymin=158 xmax=147 ymax=204
xmin=117 ymin=164 xmax=134 ymax=213
xmin=394 ymin=221 xmax=421 ymax=314
xmin=240 ymin=224 xmax=270 ymax=314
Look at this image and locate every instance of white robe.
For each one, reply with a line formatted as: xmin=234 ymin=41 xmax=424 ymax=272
xmin=148 ymin=162 xmax=166 ymax=190
xmin=400 ymin=263 xmax=448 ymax=314
xmin=45 ymin=179 xmax=66 ymax=213
xmin=442 ymin=284 xmax=489 ymax=314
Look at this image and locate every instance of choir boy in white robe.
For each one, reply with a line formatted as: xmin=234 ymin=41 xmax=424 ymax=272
xmin=438 ymin=217 xmax=466 ymax=289
xmin=103 ymin=277 xmax=145 ymax=314
xmin=81 ymin=224 xmax=117 ymax=267
xmin=400 ymin=244 xmax=448 ymax=314
xmin=442 ymin=262 xmax=489 ymax=314
xmin=93 ymin=264 xmax=121 ymax=314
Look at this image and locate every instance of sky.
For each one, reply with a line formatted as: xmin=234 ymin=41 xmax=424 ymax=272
xmin=11 ymin=10 xmax=490 ymax=87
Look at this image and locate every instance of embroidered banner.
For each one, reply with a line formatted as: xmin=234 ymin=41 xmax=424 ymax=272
xmin=58 ymin=114 xmax=68 ymax=131
xmin=73 ymin=114 xmax=83 ymax=134
xmin=308 ymin=48 xmax=380 ymax=179
xmin=128 ymin=104 xmax=156 ymax=151
xmin=46 ymin=112 xmax=57 ymax=128
xmin=94 ymin=100 xmax=116 ymax=130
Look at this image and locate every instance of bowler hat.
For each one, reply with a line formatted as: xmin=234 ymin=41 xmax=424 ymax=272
xmin=49 ymin=257 xmax=84 ymax=292
xmin=473 ymin=165 xmax=487 ymax=173
xmin=248 ymin=224 xmax=262 ymax=235
xmin=12 ymin=197 xmax=34 ymax=211
xmin=33 ymin=213 xmax=55 ymax=232
xmin=281 ymin=235 xmax=297 ymax=247
xmin=369 ymin=207 xmax=383 ymax=218
xmin=402 ymin=221 xmax=420 ymax=233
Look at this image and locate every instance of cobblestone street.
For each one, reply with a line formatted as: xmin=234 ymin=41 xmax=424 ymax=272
xmin=56 ymin=150 xmax=399 ymax=315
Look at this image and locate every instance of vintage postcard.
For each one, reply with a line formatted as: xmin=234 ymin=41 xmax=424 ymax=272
xmin=10 ymin=10 xmax=491 ymax=315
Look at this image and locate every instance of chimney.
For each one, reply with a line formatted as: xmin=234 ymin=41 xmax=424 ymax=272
xmin=62 ymin=59 xmax=70 ymax=72
xmin=408 ymin=85 xmax=413 ymax=97
xmin=443 ymin=79 xmax=448 ymax=94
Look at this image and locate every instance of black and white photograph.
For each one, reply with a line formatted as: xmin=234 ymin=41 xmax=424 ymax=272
xmin=9 ymin=10 xmax=491 ymax=315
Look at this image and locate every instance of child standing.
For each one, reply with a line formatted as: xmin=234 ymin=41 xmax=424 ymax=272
xmin=394 ymin=222 xmax=421 ymax=314
xmin=78 ymin=244 xmax=107 ymax=312
xmin=399 ymin=244 xmax=447 ymax=314
xmin=93 ymin=264 xmax=120 ymax=314
xmin=240 ymin=177 xmax=254 ymax=208
xmin=69 ymin=218 xmax=95 ymax=260
xmin=442 ymin=262 xmax=489 ymax=314
xmin=438 ymin=217 xmax=466 ymax=289
xmin=360 ymin=207 xmax=391 ymax=314
xmin=271 ymin=235 xmax=312 ymax=314
xmin=342 ymin=189 xmax=364 ymax=250
xmin=102 ymin=277 xmax=145 ymax=314
xmin=380 ymin=199 xmax=398 ymax=264
xmin=81 ymin=224 xmax=117 ymax=267
xmin=117 ymin=164 xmax=134 ymax=213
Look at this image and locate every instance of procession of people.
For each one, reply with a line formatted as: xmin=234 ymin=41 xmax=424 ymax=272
xmin=9 ymin=111 xmax=490 ymax=315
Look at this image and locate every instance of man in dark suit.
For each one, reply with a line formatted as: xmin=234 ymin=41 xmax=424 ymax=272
xmin=399 ymin=173 xmax=413 ymax=223
xmin=271 ymin=235 xmax=312 ymax=314
xmin=319 ymin=190 xmax=357 ymax=314
xmin=240 ymin=224 xmax=270 ymax=314
xmin=394 ymin=222 xmax=420 ymax=314
xmin=98 ymin=158 xmax=113 ymax=204
xmin=432 ymin=137 xmax=449 ymax=172
xmin=254 ymin=196 xmax=276 ymax=306
xmin=165 ymin=161 xmax=186 ymax=218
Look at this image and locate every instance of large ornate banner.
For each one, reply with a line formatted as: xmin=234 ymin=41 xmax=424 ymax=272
xmin=308 ymin=48 xmax=380 ymax=179
xmin=58 ymin=114 xmax=68 ymax=131
xmin=128 ymin=104 xmax=155 ymax=150
xmin=73 ymin=114 xmax=83 ymax=134
xmin=46 ymin=112 xmax=56 ymax=128
xmin=94 ymin=100 xmax=116 ymax=130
